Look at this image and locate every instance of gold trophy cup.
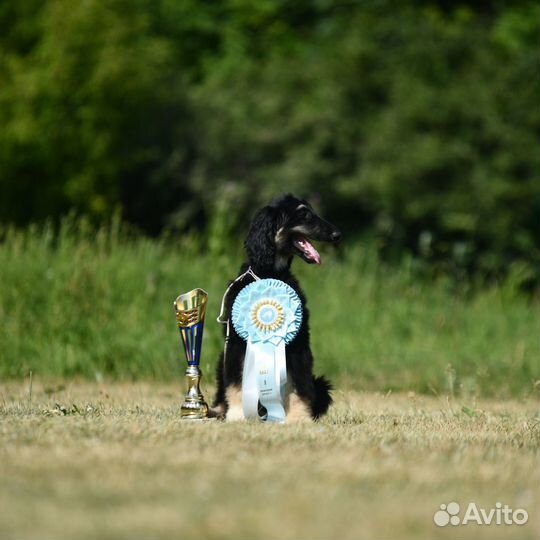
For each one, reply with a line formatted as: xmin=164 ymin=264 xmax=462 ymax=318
xmin=174 ymin=288 xmax=210 ymax=420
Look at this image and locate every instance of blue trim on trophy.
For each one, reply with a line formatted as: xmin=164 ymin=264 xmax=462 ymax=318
xmin=179 ymin=320 xmax=205 ymax=366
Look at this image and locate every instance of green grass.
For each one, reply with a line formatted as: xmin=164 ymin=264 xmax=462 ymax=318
xmin=0 ymin=382 xmax=538 ymax=540
xmin=0 ymin=219 xmax=539 ymax=398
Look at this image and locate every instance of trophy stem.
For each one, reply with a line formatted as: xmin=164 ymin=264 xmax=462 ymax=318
xmin=181 ymin=365 xmax=209 ymax=420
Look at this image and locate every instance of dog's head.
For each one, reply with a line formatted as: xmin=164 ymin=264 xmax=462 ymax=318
xmin=245 ymin=194 xmax=341 ymax=270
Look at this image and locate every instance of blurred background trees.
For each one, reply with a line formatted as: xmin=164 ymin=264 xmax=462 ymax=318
xmin=0 ymin=0 xmax=538 ymax=283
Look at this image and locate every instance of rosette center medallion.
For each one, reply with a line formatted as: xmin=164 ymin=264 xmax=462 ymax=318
xmin=251 ymin=299 xmax=285 ymax=333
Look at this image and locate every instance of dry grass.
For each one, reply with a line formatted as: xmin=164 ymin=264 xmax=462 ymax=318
xmin=1 ymin=381 xmax=539 ymax=540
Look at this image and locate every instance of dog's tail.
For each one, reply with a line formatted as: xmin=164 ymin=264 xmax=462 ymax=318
xmin=312 ymin=376 xmax=333 ymax=418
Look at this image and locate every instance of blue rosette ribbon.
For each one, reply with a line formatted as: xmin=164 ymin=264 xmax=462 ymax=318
xmin=232 ymin=278 xmax=302 ymax=422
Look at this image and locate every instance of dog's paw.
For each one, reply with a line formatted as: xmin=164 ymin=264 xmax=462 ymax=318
xmin=286 ymin=393 xmax=313 ymax=423
xmin=225 ymin=406 xmax=245 ymax=421
xmin=208 ymin=405 xmax=226 ymax=421
xmin=225 ymin=386 xmax=244 ymax=421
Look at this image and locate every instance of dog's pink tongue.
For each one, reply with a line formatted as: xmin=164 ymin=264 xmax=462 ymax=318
xmin=303 ymin=239 xmax=321 ymax=264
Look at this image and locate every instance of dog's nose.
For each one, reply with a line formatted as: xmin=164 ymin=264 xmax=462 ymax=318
xmin=331 ymin=230 xmax=342 ymax=243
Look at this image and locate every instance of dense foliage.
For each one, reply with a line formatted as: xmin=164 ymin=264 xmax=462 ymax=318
xmin=0 ymin=1 xmax=538 ymax=281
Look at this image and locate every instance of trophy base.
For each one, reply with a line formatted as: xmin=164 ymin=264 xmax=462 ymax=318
xmin=180 ymin=400 xmax=209 ymax=420
xmin=180 ymin=365 xmax=211 ymax=420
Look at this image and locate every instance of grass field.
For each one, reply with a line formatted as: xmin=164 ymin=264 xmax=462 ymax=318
xmin=1 ymin=220 xmax=539 ymax=398
xmin=1 ymin=221 xmax=538 ymax=538
xmin=1 ymin=381 xmax=538 ymax=540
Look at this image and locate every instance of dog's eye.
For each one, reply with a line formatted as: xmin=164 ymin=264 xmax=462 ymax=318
xmin=299 ymin=209 xmax=313 ymax=221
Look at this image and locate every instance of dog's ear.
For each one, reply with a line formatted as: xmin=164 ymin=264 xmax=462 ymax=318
xmin=244 ymin=206 xmax=279 ymax=268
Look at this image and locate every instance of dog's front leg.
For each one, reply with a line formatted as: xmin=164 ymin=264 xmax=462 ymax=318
xmin=286 ymin=390 xmax=312 ymax=423
xmin=225 ymin=385 xmax=244 ymax=421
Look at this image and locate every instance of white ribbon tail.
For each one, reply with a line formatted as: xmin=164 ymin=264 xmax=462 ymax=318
xmin=242 ymin=339 xmax=287 ymax=422
xmin=242 ymin=338 xmax=260 ymax=419
xmin=260 ymin=340 xmax=287 ymax=423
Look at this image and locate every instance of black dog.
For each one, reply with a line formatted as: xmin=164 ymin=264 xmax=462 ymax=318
xmin=213 ymin=194 xmax=341 ymax=421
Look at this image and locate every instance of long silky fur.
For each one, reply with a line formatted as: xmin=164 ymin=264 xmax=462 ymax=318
xmin=213 ymin=194 xmax=340 ymax=420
